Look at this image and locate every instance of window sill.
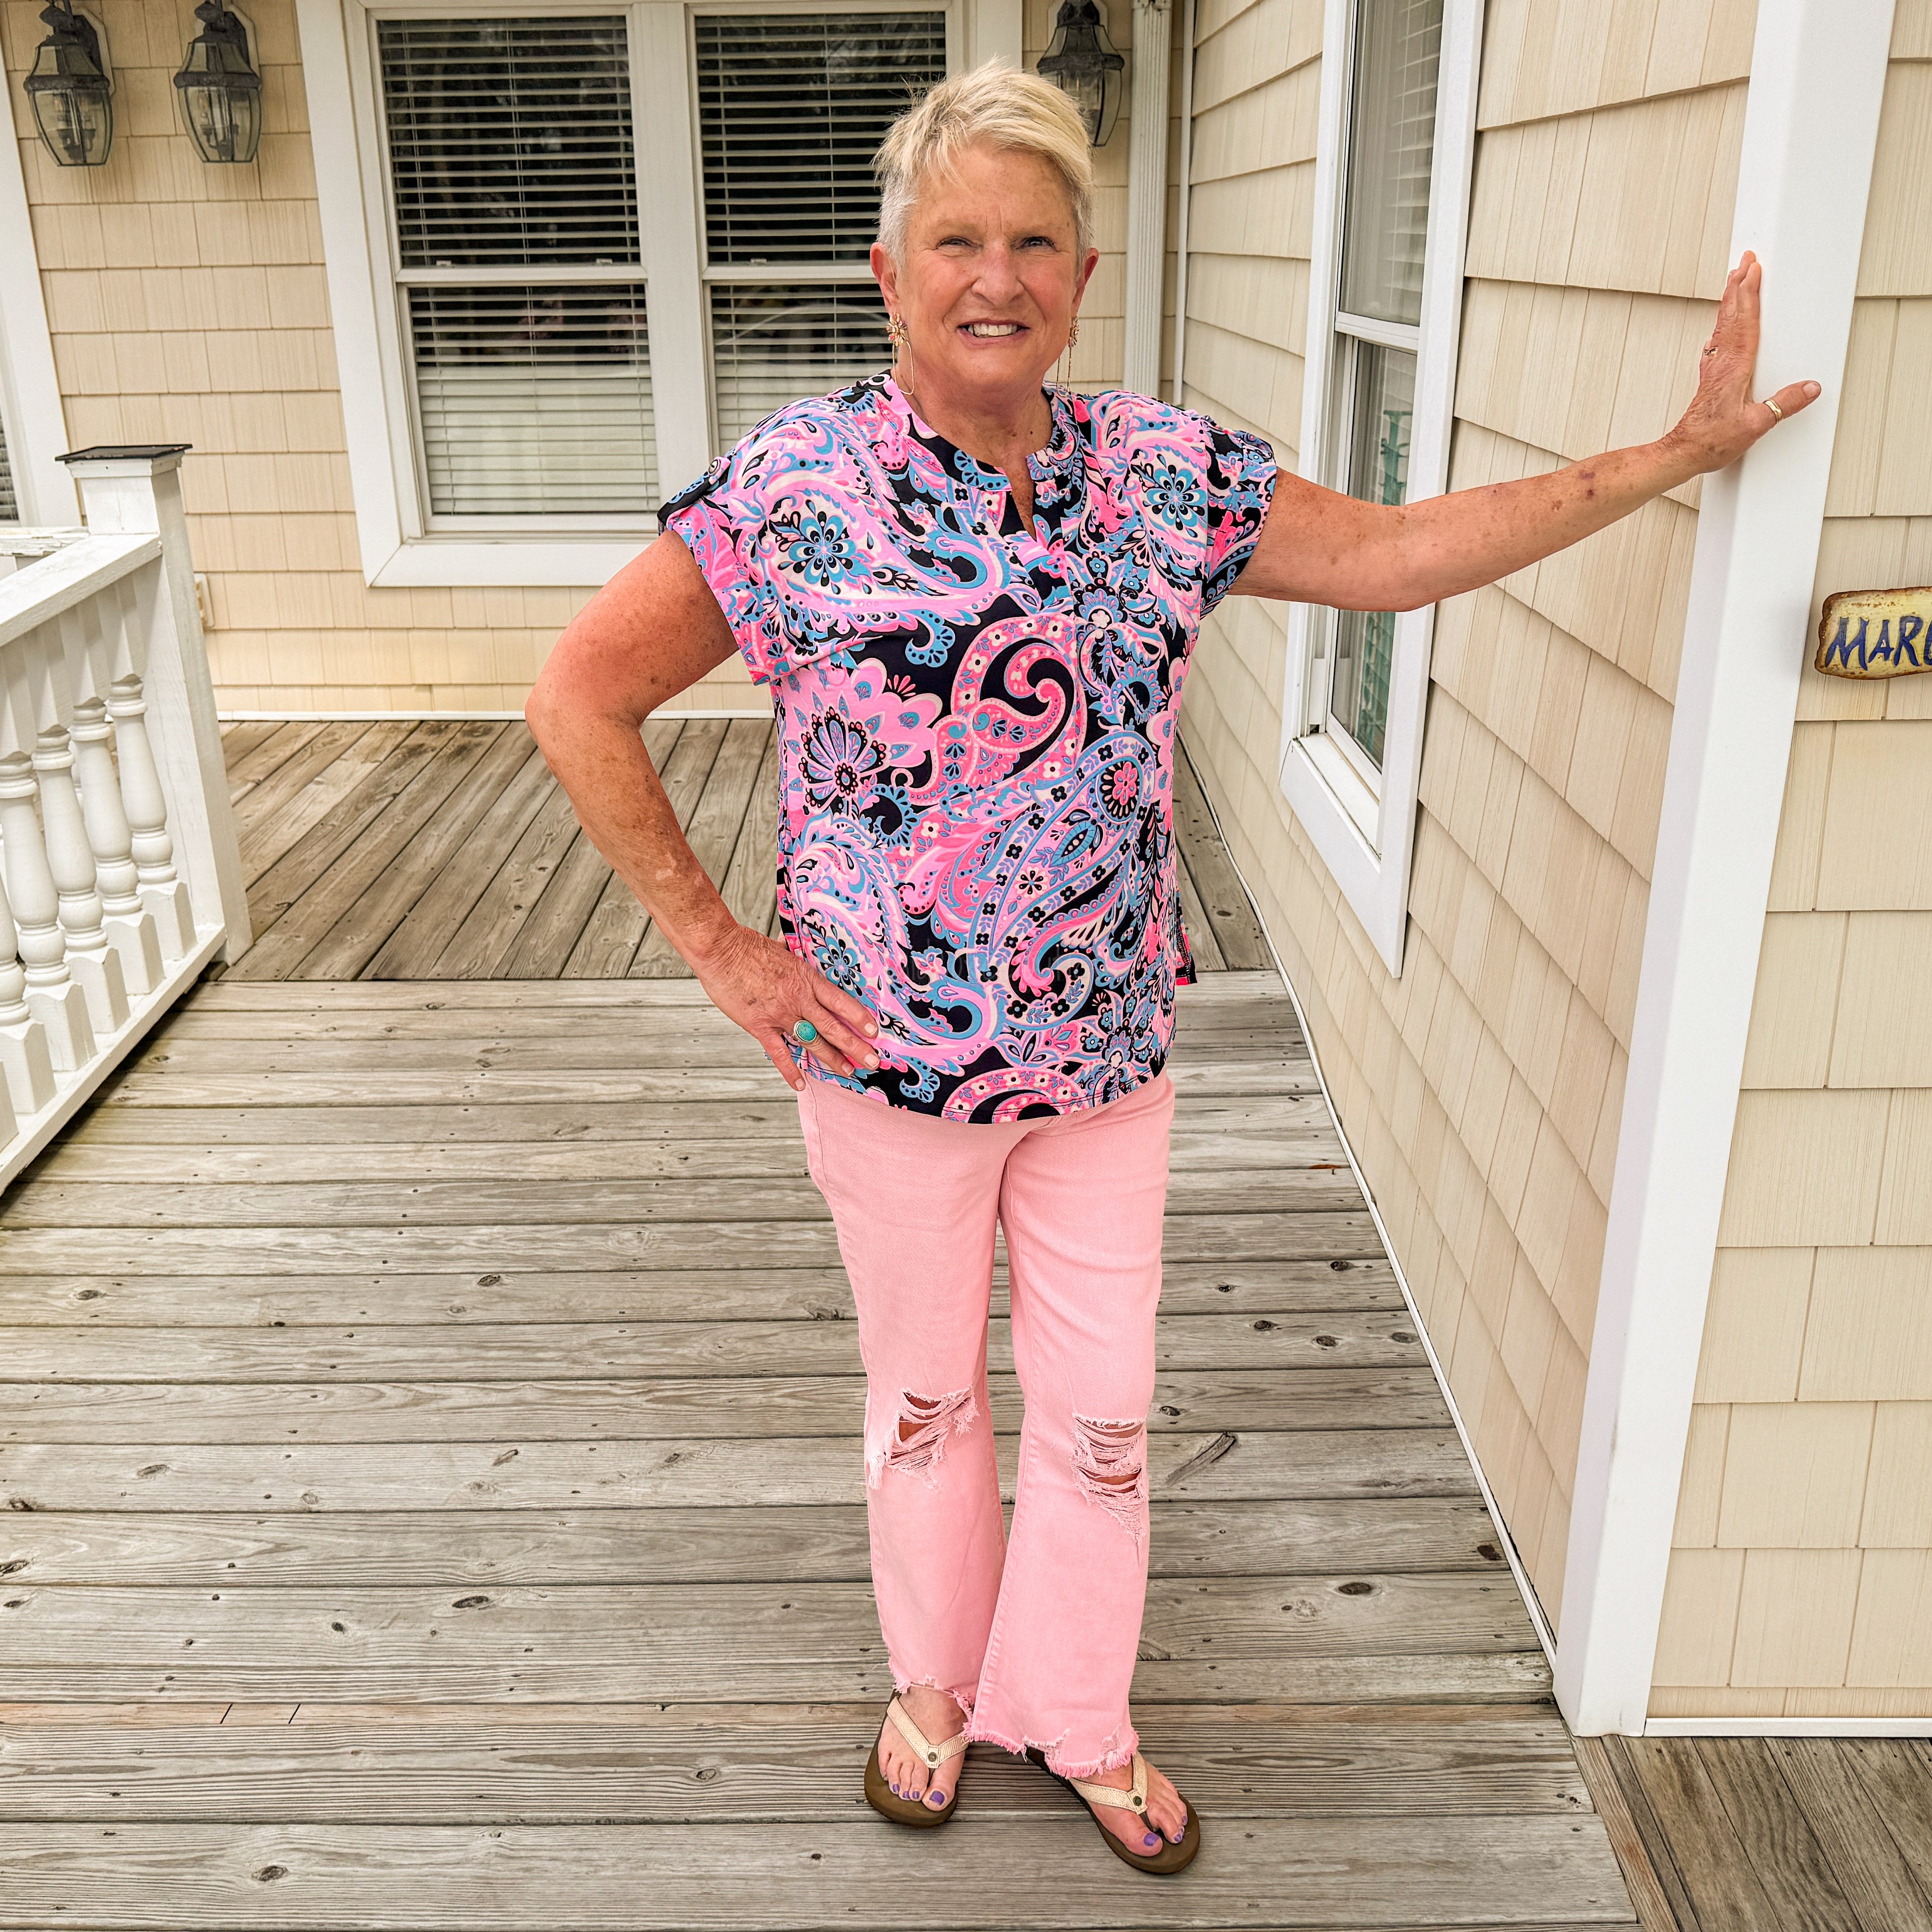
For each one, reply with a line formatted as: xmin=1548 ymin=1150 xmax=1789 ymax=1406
xmin=365 ymin=537 xmax=649 ymax=590
xmin=1298 ymin=727 xmax=1382 ymax=847
xmin=1279 ymin=724 xmax=1413 ymax=975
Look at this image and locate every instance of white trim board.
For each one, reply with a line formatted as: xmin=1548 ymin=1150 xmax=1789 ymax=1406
xmin=0 ymin=83 xmax=79 ymax=526
xmin=1644 ymin=1718 xmax=1932 ymax=1739
xmin=1272 ymin=0 xmax=1482 ymax=976
xmin=1553 ymin=0 xmax=1897 ymax=1738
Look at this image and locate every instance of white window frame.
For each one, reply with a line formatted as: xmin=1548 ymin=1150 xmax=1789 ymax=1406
xmin=1277 ymin=0 xmax=1479 ymax=974
xmin=296 ymin=0 xmax=1018 ymax=588
xmin=0 ymin=88 xmax=80 ymax=526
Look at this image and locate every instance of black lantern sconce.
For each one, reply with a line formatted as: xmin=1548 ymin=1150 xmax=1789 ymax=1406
xmin=23 ymin=2 xmax=113 ymax=169
xmin=1037 ymin=0 xmax=1125 ymax=148
xmin=174 ymin=0 xmax=264 ymax=165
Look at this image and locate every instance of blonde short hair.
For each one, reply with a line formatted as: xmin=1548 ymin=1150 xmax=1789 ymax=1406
xmin=875 ymin=63 xmax=1095 ymax=263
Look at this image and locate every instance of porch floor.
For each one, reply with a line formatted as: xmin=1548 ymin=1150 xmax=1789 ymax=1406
xmin=0 ymin=722 xmax=1642 ymax=1927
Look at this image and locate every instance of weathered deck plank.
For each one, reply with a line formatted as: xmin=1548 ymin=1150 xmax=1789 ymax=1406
xmin=0 ymin=1498 xmax=1500 ymax=1585
xmin=0 ymin=1816 xmax=1632 ymax=1929
xmin=0 ymin=1706 xmax=1589 ymax=1821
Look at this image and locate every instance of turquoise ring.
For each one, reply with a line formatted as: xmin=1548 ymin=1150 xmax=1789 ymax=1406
xmin=792 ymin=1018 xmax=819 ymax=1044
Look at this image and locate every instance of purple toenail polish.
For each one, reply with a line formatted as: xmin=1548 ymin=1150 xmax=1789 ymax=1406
xmin=1143 ymin=1832 xmax=1160 ymax=1849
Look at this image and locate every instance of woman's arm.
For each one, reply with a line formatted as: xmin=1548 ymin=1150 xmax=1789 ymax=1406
xmin=1235 ymin=253 xmax=1821 ymax=611
xmin=524 ymin=532 xmax=879 ymax=1091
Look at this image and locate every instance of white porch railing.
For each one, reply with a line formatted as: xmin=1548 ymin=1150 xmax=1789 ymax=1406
xmin=0 ymin=446 xmax=249 ymax=1190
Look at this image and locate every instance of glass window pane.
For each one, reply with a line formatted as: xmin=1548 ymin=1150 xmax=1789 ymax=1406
xmin=409 ymin=283 xmax=656 ymax=515
xmin=378 ymin=16 xmax=638 ymax=269
xmin=1328 ymin=340 xmax=1414 ymax=769
xmin=1337 ymin=0 xmax=1441 ymax=327
xmin=0 ymin=413 xmax=17 ymax=522
xmin=695 ymin=12 xmax=947 ymax=267
xmin=710 ymin=283 xmax=892 ymax=447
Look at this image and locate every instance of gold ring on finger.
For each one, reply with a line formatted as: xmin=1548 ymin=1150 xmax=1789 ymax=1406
xmin=1764 ymin=399 xmax=1783 ymax=423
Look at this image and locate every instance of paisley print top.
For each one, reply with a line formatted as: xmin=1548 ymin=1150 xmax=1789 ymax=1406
xmin=660 ymin=372 xmax=1276 ymax=1122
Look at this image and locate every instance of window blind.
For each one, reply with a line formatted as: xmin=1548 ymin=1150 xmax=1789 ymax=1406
xmin=1337 ymin=0 xmax=1441 ymax=328
xmin=695 ymin=12 xmax=946 ymax=266
xmin=378 ymin=15 xmax=652 ymax=519
xmin=378 ymin=16 xmax=638 ymax=268
xmin=410 ymin=284 xmax=656 ymax=515
xmin=0 ymin=417 xmax=17 ymax=522
xmin=709 ymin=283 xmax=892 ymax=448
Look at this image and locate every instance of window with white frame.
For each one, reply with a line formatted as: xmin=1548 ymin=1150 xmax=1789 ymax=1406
xmin=377 ymin=15 xmax=655 ymax=521
xmin=363 ymin=5 xmax=944 ymax=533
xmin=1315 ymin=0 xmax=1438 ymax=784
xmin=1277 ymin=0 xmax=1475 ymax=974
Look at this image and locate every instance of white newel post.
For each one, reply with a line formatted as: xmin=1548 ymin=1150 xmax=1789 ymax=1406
xmin=0 ymin=753 xmax=95 ymax=1070
xmin=58 ymin=447 xmax=251 ymax=962
xmin=70 ymin=694 xmax=164 ymax=993
xmin=32 ymin=724 xmax=131 ymax=1034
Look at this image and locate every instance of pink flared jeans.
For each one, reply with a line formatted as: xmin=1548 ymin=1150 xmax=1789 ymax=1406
xmin=797 ymin=1071 xmax=1175 ymax=1778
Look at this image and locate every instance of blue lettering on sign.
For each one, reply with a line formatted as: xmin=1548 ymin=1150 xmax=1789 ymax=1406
xmin=1899 ymin=613 xmax=1925 ymax=666
xmin=1872 ymin=618 xmax=1895 ymax=665
xmin=1822 ymin=615 xmax=1870 ymax=670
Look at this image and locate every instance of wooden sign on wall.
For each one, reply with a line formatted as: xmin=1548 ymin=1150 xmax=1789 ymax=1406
xmin=1816 ymin=587 xmax=1932 ymax=677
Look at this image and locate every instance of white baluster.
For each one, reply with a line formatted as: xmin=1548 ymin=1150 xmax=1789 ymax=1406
xmin=107 ymin=674 xmax=195 ymax=959
xmin=0 ymin=866 xmax=57 ymax=1119
xmin=71 ymin=695 xmax=163 ymax=996
xmin=33 ymin=724 xmax=129 ymax=1035
xmin=0 ymin=753 xmax=95 ymax=1070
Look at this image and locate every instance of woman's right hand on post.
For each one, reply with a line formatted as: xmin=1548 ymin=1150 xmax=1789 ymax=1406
xmin=692 ymin=921 xmax=882 ymax=1090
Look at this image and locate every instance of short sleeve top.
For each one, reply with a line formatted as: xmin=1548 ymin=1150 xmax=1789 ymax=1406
xmin=660 ymin=371 xmax=1276 ymax=1123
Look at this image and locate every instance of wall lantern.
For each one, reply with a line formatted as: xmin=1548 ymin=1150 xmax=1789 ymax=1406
xmin=174 ymin=1 xmax=263 ymax=165
xmin=1038 ymin=0 xmax=1125 ymax=148
xmin=23 ymin=2 xmax=113 ymax=169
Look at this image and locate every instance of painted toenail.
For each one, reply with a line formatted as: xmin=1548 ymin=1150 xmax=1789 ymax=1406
xmin=1143 ymin=1832 xmax=1160 ymax=1849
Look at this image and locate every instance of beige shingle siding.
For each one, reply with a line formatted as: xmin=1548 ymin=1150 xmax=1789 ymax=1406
xmin=1654 ymin=7 xmax=1932 ymax=1720
xmin=1180 ymin=0 xmax=1750 ymax=1626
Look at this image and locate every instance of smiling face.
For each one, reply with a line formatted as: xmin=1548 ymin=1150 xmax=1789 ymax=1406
xmin=872 ymin=140 xmax=1098 ymax=427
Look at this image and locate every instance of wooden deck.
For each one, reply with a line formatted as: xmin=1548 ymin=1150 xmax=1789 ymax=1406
xmin=213 ymin=716 xmax=1279 ymax=981
xmin=0 ymin=719 xmax=1648 ymax=1927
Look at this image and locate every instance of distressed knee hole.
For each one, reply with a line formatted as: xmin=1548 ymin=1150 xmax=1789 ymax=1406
xmin=875 ymin=1387 xmax=978 ymax=1488
xmin=1072 ymin=1413 xmax=1148 ymax=1537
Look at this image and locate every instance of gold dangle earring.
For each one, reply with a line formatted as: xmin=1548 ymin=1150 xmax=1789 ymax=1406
xmin=887 ymin=313 xmax=911 ymax=395
xmin=1056 ymin=314 xmax=1081 ymax=390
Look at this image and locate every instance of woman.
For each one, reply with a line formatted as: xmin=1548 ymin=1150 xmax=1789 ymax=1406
xmin=525 ymin=66 xmax=1815 ymax=1876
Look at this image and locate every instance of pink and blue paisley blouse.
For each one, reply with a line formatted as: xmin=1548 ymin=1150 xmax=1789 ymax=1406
xmin=660 ymin=372 xmax=1276 ymax=1122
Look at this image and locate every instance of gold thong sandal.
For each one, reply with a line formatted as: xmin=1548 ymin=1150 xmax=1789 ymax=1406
xmin=1028 ymin=1748 xmax=1202 ymax=1875
xmin=863 ymin=1695 xmax=967 ymax=1828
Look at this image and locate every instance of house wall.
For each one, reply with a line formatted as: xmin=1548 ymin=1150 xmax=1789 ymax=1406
xmin=1650 ymin=1 xmax=1932 ymax=1722
xmin=2 ymin=0 xmax=1136 ymax=714
xmin=1176 ymin=0 xmax=1754 ymax=1627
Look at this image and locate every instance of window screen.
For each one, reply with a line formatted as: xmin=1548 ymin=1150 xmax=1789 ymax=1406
xmin=0 ymin=416 xmax=17 ymax=522
xmin=696 ymin=11 xmax=944 ymax=444
xmin=378 ymin=15 xmax=655 ymax=515
xmin=1338 ymin=0 xmax=1441 ymax=328
xmin=695 ymin=12 xmax=946 ymax=266
xmin=710 ymin=283 xmax=894 ymax=448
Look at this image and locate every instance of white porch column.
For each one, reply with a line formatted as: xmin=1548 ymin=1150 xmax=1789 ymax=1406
xmin=1121 ymin=0 xmax=1173 ymax=397
xmin=57 ymin=446 xmax=252 ymax=963
xmin=1554 ymin=0 xmax=1897 ymax=1735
